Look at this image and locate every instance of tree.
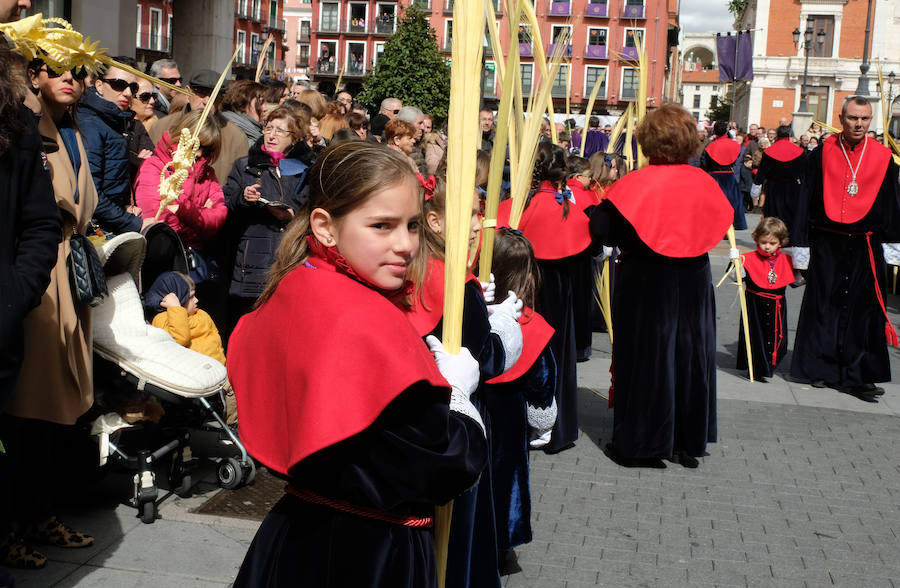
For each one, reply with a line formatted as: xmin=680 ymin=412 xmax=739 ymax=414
xmin=707 ymin=95 xmax=732 ymax=122
xmin=357 ymin=7 xmax=451 ymax=119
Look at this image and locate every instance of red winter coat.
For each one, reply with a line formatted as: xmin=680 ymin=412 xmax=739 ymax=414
xmin=135 ymin=132 xmax=227 ymax=249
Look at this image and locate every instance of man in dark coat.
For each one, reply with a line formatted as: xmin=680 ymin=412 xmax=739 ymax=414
xmin=791 ymin=95 xmax=900 ymax=399
xmin=700 ymin=120 xmax=747 ymax=230
xmin=754 ymin=125 xmax=807 ymax=222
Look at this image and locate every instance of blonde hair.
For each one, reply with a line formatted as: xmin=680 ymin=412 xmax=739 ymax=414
xmin=257 ymin=142 xmax=421 ymax=306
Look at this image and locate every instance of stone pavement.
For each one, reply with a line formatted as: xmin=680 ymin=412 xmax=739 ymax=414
xmin=7 ymin=215 xmax=900 ymax=586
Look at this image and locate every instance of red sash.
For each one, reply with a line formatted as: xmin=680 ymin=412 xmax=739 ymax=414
xmin=705 ymin=136 xmax=741 ymax=166
xmin=605 ymin=163 xmax=733 ymax=257
xmin=822 ymin=135 xmax=891 ymax=224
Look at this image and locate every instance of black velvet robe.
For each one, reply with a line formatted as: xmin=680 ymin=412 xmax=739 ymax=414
xmin=754 ymin=149 xmax=808 ymax=243
xmin=232 ymin=383 xmax=487 ymax=588
xmin=535 ymin=257 xmax=579 ymax=453
xmin=790 ymin=145 xmax=900 ymax=388
xmin=589 ymin=202 xmax=717 ymax=459
xmin=736 ymin=274 xmax=789 ymax=379
xmin=700 ymin=150 xmax=747 ymax=230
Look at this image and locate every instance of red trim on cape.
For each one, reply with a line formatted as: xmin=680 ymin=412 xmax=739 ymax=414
xmin=605 ymin=163 xmax=734 ymax=258
xmin=496 ymin=198 xmax=512 ymax=229
xmin=822 ymin=135 xmax=892 ymax=224
xmin=486 ymin=308 xmax=554 ymax=384
xmin=764 ymin=138 xmax=805 ymax=163
xmin=704 ymin=136 xmax=741 ymax=166
xmin=741 ymin=249 xmax=794 ymax=289
xmin=406 ymin=256 xmax=480 ymax=337
xmin=227 ymin=257 xmax=449 ymax=475
xmin=519 ymin=181 xmax=593 ymax=260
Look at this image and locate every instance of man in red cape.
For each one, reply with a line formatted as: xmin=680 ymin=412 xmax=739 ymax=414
xmin=791 ymin=95 xmax=900 ymax=400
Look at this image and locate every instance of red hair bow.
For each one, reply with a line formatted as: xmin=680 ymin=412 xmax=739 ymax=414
xmin=416 ymin=173 xmax=436 ymax=201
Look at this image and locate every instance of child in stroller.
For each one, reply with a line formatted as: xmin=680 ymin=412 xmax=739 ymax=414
xmin=89 ymin=224 xmax=253 ymax=524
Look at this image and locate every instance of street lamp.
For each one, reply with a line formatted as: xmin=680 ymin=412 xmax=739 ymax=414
xmin=792 ymin=21 xmax=826 ymax=112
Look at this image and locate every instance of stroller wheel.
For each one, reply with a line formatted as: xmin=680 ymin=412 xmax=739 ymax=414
xmin=217 ymin=457 xmax=243 ymax=490
xmin=140 ymin=501 xmax=157 ymax=524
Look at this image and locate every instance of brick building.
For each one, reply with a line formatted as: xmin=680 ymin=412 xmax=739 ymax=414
xmin=310 ymin=0 xmax=678 ymax=114
xmin=135 ymin=0 xmax=174 ymax=66
xmin=233 ymin=0 xmax=288 ymax=79
xmin=284 ymin=0 xmax=314 ymax=80
xmin=736 ymin=0 xmax=900 ymax=132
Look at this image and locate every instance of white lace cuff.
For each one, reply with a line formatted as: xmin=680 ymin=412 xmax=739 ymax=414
xmin=527 ymin=398 xmax=557 ymax=436
xmin=449 ymin=387 xmax=485 ymax=436
xmin=489 ymin=310 xmax=523 ymax=372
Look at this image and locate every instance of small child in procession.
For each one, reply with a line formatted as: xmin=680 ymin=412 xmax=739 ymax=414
xmin=736 ymin=217 xmax=794 ymax=381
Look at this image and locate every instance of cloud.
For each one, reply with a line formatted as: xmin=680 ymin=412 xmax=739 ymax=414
xmin=681 ymin=0 xmax=735 ymax=34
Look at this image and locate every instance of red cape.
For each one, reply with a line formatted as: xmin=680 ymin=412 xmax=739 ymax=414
xmin=705 ymin=136 xmax=741 ymax=166
xmin=518 ymin=181 xmax=593 ymax=260
xmin=605 ymin=163 xmax=734 ymax=257
xmin=228 ymin=257 xmax=448 ymax=475
xmin=742 ymin=249 xmax=794 ymax=289
xmin=486 ymin=308 xmax=554 ymax=384
xmin=496 ymin=198 xmax=512 ymax=229
xmin=822 ymin=135 xmax=892 ymax=224
xmin=764 ymin=138 xmax=805 ymax=163
xmin=406 ymin=256 xmax=480 ymax=337
xmin=567 ymin=178 xmax=601 ymax=211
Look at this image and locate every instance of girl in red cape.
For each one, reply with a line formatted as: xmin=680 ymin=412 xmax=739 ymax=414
xmin=406 ymin=172 xmax=523 ymax=588
xmin=737 ymin=217 xmax=794 ymax=380
xmin=228 ymin=142 xmax=488 ymax=588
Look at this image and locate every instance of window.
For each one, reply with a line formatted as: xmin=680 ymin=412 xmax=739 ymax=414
xmin=550 ymin=0 xmax=570 ymax=16
xmin=624 ymin=28 xmax=644 ymax=48
xmin=807 ymin=15 xmax=834 ymax=58
xmin=692 ymin=111 xmax=700 ymax=120
xmin=621 ymin=67 xmax=638 ymax=100
xmin=444 ymin=19 xmax=453 ymax=51
xmin=239 ymin=0 xmax=248 ymax=17
xmin=250 ymin=32 xmax=260 ymax=63
xmin=586 ymin=0 xmax=608 ymax=17
xmin=299 ymin=44 xmax=310 ymax=67
xmin=520 ymin=62 xmax=533 ymax=95
xmin=483 ymin=61 xmax=496 ymax=96
xmin=412 ymin=0 xmax=430 ymax=9
xmin=149 ymin=8 xmax=162 ymax=51
xmin=269 ymin=0 xmax=277 ymax=27
xmin=709 ymin=95 xmax=717 ymax=108
xmin=518 ymin=23 xmax=532 ymax=44
xmin=167 ymin=15 xmax=173 ymax=52
xmin=320 ymin=3 xmax=339 ymax=32
xmin=376 ymin=4 xmax=396 ymax=34
xmin=584 ymin=65 xmax=607 ymax=99
xmin=552 ymin=64 xmax=569 ymax=97
xmin=550 ymin=25 xmax=572 ymax=57
xmin=251 ymin=0 xmax=261 ymax=20
xmin=374 ymin=42 xmax=386 ymax=66
xmin=623 ymin=0 xmax=644 ymax=18
xmin=135 ymin=5 xmax=142 ymax=48
xmin=712 ymin=85 xmax=718 ymax=92
xmin=236 ymin=30 xmax=247 ymax=64
xmin=586 ymin=27 xmax=607 ymax=58
xmin=318 ymin=41 xmax=337 ymax=73
xmin=695 ymin=85 xmax=700 ymax=91
xmin=348 ymin=3 xmax=366 ymax=32
xmin=346 ymin=41 xmax=366 ymax=73
xmin=299 ymin=20 xmax=311 ymax=41
xmin=693 ymin=94 xmax=701 ymax=108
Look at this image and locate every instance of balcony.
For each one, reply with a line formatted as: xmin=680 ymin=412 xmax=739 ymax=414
xmin=444 ymin=0 xmax=453 ymax=13
xmin=622 ymin=3 xmax=644 ymax=18
xmin=296 ymin=56 xmax=309 ymax=68
xmin=297 ymin=31 xmax=310 ymax=42
xmin=621 ymin=45 xmax=638 ymax=60
xmin=586 ymin=44 xmax=607 ymax=59
xmin=237 ymin=8 xmax=250 ymax=20
xmin=375 ymin=18 xmax=396 ymax=34
xmin=346 ymin=20 xmax=368 ymax=35
xmin=345 ymin=62 xmax=367 ymax=77
xmin=411 ymin=0 xmax=430 ymax=9
xmin=316 ymin=59 xmax=337 ymax=74
xmin=317 ymin=22 xmax=339 ymax=34
xmin=548 ymin=42 xmax=572 ymax=57
xmin=585 ymin=1 xmax=607 ymax=17
xmin=519 ymin=42 xmax=532 ymax=57
xmin=621 ymin=86 xmax=637 ymax=100
xmin=264 ymin=18 xmax=287 ymax=33
xmin=549 ymin=1 xmax=570 ymax=16
xmin=551 ymin=84 xmax=568 ymax=97
xmin=136 ymin=31 xmax=171 ymax=54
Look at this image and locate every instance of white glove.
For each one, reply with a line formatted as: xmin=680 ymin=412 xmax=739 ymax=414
xmin=425 ymin=335 xmax=485 ymax=434
xmin=487 ymin=290 xmax=523 ymax=319
xmin=601 ymin=246 xmax=614 ymax=260
xmin=729 ymin=248 xmax=740 ymax=260
xmin=479 ymin=273 xmax=496 ymax=304
xmin=486 ymin=291 xmax=524 ymax=372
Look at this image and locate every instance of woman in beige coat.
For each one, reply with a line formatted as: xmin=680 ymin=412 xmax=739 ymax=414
xmin=0 ymin=59 xmax=98 ymax=571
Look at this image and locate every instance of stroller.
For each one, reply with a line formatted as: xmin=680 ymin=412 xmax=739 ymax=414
xmin=89 ymin=225 xmax=254 ymax=524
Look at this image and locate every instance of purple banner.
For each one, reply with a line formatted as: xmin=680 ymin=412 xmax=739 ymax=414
xmin=716 ymin=32 xmax=754 ymax=81
xmin=716 ymin=34 xmax=736 ymax=82
xmin=736 ymin=31 xmax=754 ymax=80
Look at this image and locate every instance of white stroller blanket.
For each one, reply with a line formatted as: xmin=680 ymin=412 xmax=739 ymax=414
xmin=93 ymin=273 xmax=227 ymax=398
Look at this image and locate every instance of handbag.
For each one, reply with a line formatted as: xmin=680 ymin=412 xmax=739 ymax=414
xmin=67 ymin=230 xmax=107 ymax=307
xmin=187 ymin=246 xmax=219 ymax=284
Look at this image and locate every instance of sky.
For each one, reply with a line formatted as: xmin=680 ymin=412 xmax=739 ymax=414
xmin=680 ymin=0 xmax=736 ymax=34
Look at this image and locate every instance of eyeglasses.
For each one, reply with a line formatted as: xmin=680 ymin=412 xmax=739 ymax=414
xmin=263 ymin=125 xmax=292 ymax=137
xmin=159 ymin=76 xmax=182 ymax=85
xmin=101 ymin=78 xmax=139 ymax=94
xmin=135 ymin=92 xmax=155 ymax=103
xmin=43 ymin=66 xmax=88 ymax=81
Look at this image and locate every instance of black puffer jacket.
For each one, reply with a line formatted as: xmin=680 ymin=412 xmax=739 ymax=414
xmin=224 ymin=139 xmax=311 ymax=298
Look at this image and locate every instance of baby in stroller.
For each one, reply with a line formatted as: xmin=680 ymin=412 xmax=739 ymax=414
xmin=90 ymin=225 xmax=253 ymax=524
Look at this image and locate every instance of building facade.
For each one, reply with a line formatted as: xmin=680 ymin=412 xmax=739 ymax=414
xmin=284 ymin=0 xmax=314 ymax=80
xmin=679 ymin=32 xmax=725 ymax=122
xmin=233 ymin=0 xmax=288 ymax=79
xmin=310 ymin=0 xmax=677 ymax=113
xmin=736 ymin=0 xmax=900 ymax=132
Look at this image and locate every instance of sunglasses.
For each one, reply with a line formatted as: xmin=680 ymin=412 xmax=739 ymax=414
xmin=135 ymin=92 xmax=156 ymax=103
xmin=101 ymin=78 xmax=139 ymax=94
xmin=391 ymin=109 xmax=400 ymax=114
xmin=159 ymin=76 xmax=182 ymax=85
xmin=43 ymin=66 xmax=88 ymax=81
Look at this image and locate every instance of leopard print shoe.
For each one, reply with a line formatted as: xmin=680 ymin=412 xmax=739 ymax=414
xmin=26 ymin=516 xmax=94 ymax=548
xmin=0 ymin=531 xmax=47 ymax=569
